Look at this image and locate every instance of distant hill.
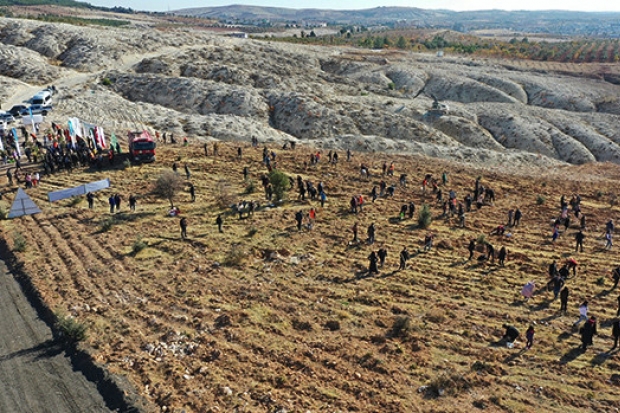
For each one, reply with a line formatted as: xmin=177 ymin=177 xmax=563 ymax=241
xmin=174 ymin=5 xmax=453 ymax=25
xmin=0 ymin=0 xmax=91 ymax=7
xmin=172 ymin=4 xmax=620 ymax=36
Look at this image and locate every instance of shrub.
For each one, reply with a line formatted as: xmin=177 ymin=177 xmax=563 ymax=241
xmin=13 ymin=232 xmax=26 ymax=252
xmin=0 ymin=206 xmax=7 ymax=220
xmin=154 ymin=171 xmax=184 ymax=207
xmin=324 ymin=320 xmax=341 ymax=331
xmin=596 ymin=190 xmax=604 ymax=199
xmin=123 ymin=159 xmax=131 ymax=169
xmin=427 ymin=371 xmax=471 ymax=397
xmin=391 ymin=315 xmax=413 ymax=338
xmin=68 ymin=196 xmax=83 ymax=207
xmin=101 ymin=77 xmax=113 ymax=86
xmin=216 ymin=180 xmax=234 ymax=209
xmin=476 ymin=234 xmax=487 ymax=245
xmin=417 ymin=203 xmax=432 ymax=229
xmin=132 ymin=236 xmax=147 ymax=254
xmin=269 ymin=170 xmax=290 ymax=201
xmin=222 ymin=245 xmax=245 ymax=267
xmin=55 ymin=313 xmax=87 ymax=343
xmin=247 ymin=226 xmax=258 ymax=237
xmin=99 ymin=217 xmax=115 ymax=232
xmin=387 ymin=82 xmax=396 ymax=90
xmin=536 ymin=195 xmax=546 ymax=205
xmin=292 ymin=318 xmax=313 ymax=331
xmin=596 ymin=276 xmax=605 ymax=286
xmin=244 ymin=179 xmax=256 ymax=194
xmin=426 ymin=309 xmax=446 ymax=324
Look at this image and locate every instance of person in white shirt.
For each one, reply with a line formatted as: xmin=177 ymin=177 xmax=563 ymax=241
xmin=573 ymin=300 xmax=588 ymax=326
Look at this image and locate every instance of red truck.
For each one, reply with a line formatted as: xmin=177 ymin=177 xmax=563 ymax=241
xmin=128 ymin=130 xmax=156 ymax=163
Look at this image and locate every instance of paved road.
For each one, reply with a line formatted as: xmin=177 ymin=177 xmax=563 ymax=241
xmin=0 ymin=260 xmax=112 ymax=413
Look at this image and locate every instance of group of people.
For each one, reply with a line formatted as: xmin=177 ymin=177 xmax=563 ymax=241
xmin=8 ymin=126 xmax=620 ymax=359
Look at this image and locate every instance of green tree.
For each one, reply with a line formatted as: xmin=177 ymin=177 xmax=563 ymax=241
xmin=396 ymin=36 xmax=407 ymax=49
xmin=154 ymin=171 xmax=184 ymax=207
xmin=417 ymin=204 xmax=432 ymax=229
xmin=269 ymin=170 xmax=290 ymax=201
xmin=373 ymin=36 xmax=384 ymax=49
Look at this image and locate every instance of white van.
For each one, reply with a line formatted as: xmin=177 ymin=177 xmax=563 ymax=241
xmin=30 ymin=90 xmax=53 ymax=108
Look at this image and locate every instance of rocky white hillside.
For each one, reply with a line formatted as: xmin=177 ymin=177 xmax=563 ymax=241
xmin=1 ymin=17 xmax=620 ymax=167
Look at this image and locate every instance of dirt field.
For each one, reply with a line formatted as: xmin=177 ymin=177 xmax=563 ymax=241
xmin=2 ymin=140 xmax=620 ymax=412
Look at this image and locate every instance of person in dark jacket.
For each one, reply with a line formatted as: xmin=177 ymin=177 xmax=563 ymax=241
xmin=180 ymin=217 xmax=188 ymax=239
xmin=295 ymin=210 xmax=303 ymax=231
xmin=550 ymin=275 xmax=565 ymax=300
xmin=611 ymin=318 xmax=620 ymax=350
xmin=377 ymin=247 xmax=387 ymax=268
xmin=512 ymin=208 xmax=523 ymax=227
xmin=216 ymin=214 xmax=223 ymax=233
xmin=500 ymin=324 xmax=520 ymax=348
xmin=468 ymin=239 xmax=476 ymax=261
xmin=129 ymin=194 xmax=137 ymax=211
xmin=498 ymin=246 xmax=507 ymax=267
xmin=368 ymin=251 xmax=379 ymax=274
xmin=575 ymin=230 xmax=585 ymax=252
xmin=399 ymin=247 xmax=409 ymax=271
xmin=612 ymin=266 xmax=620 ymax=290
xmin=559 ymin=287 xmax=569 ymax=315
xmin=367 ymin=223 xmax=376 ymax=245
xmin=580 ymin=316 xmax=597 ymax=351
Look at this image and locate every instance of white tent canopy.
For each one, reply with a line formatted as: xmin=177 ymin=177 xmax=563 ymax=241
xmin=8 ymin=188 xmax=42 ymax=218
xmin=48 ymin=178 xmax=111 ymax=203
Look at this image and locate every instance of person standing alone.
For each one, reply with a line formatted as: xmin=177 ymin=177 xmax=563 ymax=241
xmin=180 ymin=217 xmax=188 ymax=239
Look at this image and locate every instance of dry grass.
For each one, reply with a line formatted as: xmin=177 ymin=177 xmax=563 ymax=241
xmin=2 ymin=140 xmax=620 ymax=413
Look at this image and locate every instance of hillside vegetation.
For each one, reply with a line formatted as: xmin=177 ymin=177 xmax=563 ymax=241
xmin=2 ymin=140 xmax=620 ymax=412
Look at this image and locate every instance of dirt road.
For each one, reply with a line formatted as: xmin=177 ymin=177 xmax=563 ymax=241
xmin=0 ymin=259 xmax=113 ymax=413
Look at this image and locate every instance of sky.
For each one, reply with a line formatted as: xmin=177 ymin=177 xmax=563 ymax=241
xmin=88 ymin=1 xmax=620 ymax=13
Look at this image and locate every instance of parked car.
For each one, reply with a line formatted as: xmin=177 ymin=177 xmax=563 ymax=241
xmin=0 ymin=111 xmax=15 ymax=124
xmin=20 ymin=105 xmax=52 ymax=117
xmin=8 ymin=105 xmax=27 ymax=118
xmin=30 ymin=90 xmax=53 ymax=107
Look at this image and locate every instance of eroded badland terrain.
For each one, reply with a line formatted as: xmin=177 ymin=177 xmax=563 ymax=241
xmin=1 ymin=12 xmax=620 ymax=413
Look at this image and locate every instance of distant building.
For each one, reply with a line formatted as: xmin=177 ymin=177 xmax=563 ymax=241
xmin=228 ymin=32 xmax=248 ymax=39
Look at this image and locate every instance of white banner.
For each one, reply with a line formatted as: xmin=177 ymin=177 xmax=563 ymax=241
xmin=21 ymin=115 xmax=44 ymax=126
xmin=48 ymin=178 xmax=111 ymax=202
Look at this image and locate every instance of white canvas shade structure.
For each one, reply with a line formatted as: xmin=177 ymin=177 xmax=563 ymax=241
xmin=47 ymin=178 xmax=111 ymax=203
xmin=8 ymin=188 xmax=42 ymax=218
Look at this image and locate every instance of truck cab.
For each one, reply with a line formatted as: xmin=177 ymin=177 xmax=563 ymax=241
xmin=128 ymin=130 xmax=156 ymax=163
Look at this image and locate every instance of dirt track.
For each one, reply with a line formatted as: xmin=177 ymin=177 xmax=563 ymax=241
xmin=0 ymin=259 xmax=112 ymax=413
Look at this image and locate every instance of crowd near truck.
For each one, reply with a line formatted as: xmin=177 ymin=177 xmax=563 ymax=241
xmin=128 ymin=130 xmax=156 ymax=163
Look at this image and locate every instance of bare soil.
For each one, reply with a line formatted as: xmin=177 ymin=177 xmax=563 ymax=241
xmin=2 ymin=140 xmax=620 ymax=412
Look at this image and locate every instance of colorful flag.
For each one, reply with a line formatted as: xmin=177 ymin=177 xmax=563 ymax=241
xmin=11 ymin=128 xmax=20 ymax=156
